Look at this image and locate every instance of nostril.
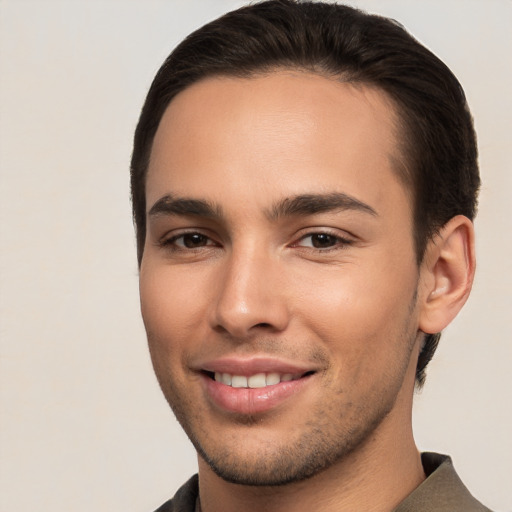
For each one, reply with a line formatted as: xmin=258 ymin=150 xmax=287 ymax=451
xmin=254 ymin=322 xmax=273 ymax=329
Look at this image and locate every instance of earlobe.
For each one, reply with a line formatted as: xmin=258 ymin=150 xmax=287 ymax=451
xmin=419 ymin=215 xmax=476 ymax=334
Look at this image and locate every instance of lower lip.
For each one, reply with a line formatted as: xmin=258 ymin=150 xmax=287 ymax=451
xmin=202 ymin=374 xmax=313 ymax=415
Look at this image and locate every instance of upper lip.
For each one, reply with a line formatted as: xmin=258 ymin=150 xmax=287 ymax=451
xmin=195 ymin=356 xmax=317 ymax=376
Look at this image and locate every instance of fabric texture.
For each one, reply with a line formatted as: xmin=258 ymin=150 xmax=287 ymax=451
xmin=152 ymin=453 xmax=491 ymax=512
xmin=393 ymin=453 xmax=491 ymax=512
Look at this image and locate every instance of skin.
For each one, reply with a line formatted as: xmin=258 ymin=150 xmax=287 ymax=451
xmin=139 ymin=71 xmax=475 ymax=512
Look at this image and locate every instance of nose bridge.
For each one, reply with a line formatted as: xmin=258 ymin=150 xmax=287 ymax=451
xmin=211 ymin=242 xmax=288 ymax=337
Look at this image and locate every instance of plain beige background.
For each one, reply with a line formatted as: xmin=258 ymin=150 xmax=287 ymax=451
xmin=0 ymin=1 xmax=510 ymax=510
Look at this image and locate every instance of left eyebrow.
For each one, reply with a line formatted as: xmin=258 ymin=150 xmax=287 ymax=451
xmin=267 ymin=193 xmax=378 ymax=220
xmin=148 ymin=195 xmax=223 ymax=219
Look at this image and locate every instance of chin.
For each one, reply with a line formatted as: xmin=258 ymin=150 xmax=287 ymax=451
xmin=186 ymin=399 xmax=393 ymax=487
xmin=197 ymin=445 xmax=334 ymax=487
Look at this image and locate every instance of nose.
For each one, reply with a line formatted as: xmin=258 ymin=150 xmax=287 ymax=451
xmin=210 ymin=247 xmax=290 ymax=339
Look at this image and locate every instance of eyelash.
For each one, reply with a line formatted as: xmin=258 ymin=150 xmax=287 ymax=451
xmin=158 ymin=229 xmax=353 ymax=254
xmin=158 ymin=231 xmax=219 ymax=251
xmin=292 ymin=231 xmax=354 ymax=252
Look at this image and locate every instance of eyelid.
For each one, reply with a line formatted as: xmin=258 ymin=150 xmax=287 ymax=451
xmin=291 ymin=228 xmax=355 ymax=250
xmin=157 ymin=228 xmax=221 ymax=248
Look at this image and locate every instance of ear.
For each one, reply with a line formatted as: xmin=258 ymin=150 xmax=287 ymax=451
xmin=418 ymin=215 xmax=476 ymax=334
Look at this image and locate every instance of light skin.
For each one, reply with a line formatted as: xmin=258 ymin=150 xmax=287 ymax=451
xmin=139 ymin=71 xmax=475 ymax=512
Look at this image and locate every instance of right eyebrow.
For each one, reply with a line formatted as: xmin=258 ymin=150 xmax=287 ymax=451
xmin=267 ymin=192 xmax=378 ymax=220
xmin=148 ymin=194 xmax=223 ymax=219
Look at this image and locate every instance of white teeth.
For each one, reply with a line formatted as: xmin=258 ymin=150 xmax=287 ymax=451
xmin=231 ymin=375 xmax=248 ymax=388
xmin=212 ymin=371 xmax=305 ymax=388
xmin=248 ymin=373 xmax=267 ymax=388
xmin=265 ymin=372 xmax=281 ymax=386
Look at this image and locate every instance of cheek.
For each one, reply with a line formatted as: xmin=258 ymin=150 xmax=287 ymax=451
xmin=293 ymin=257 xmax=418 ymax=373
xmin=139 ymin=264 xmax=210 ymax=357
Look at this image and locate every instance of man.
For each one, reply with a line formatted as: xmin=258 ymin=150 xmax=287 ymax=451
xmin=130 ymin=1 xmax=489 ymax=510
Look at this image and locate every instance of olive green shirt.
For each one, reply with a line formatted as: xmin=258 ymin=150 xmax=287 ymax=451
xmin=153 ymin=453 xmax=491 ymax=511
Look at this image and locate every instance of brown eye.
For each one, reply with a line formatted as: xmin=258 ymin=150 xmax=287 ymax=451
xmin=294 ymin=231 xmax=353 ymax=251
xmin=180 ymin=233 xmax=210 ymax=248
xmin=310 ymin=233 xmax=338 ymax=248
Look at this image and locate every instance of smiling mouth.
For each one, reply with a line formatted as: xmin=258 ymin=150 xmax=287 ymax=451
xmin=204 ymin=371 xmax=315 ymax=388
xmin=201 ymin=367 xmax=316 ymax=414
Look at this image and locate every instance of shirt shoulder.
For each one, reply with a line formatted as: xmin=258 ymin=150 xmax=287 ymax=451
xmin=394 ymin=452 xmax=492 ymax=512
xmin=153 ymin=474 xmax=199 ymax=512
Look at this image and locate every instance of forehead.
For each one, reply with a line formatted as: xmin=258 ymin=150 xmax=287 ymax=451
xmin=147 ymin=71 xmax=409 ymax=216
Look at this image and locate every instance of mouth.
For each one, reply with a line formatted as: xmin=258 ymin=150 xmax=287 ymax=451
xmin=203 ymin=370 xmax=315 ymax=388
xmin=199 ymin=362 xmax=316 ymax=415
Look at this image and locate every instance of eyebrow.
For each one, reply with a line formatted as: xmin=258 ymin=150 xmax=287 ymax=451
xmin=148 ymin=195 xmax=223 ymax=219
xmin=267 ymin=193 xmax=378 ymax=219
xmin=147 ymin=192 xmax=377 ymax=221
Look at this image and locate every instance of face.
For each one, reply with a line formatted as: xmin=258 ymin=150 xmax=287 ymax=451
xmin=140 ymin=71 xmax=424 ymax=485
